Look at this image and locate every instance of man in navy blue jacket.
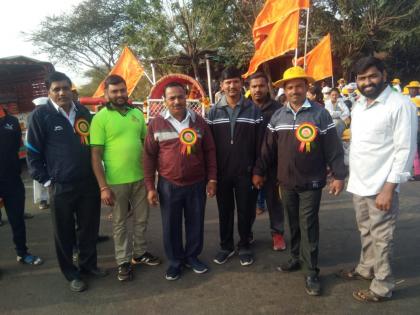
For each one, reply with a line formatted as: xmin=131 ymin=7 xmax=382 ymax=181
xmin=207 ymin=67 xmax=263 ymax=266
xmin=26 ymin=72 xmax=106 ymax=292
xmin=0 ymin=106 xmax=43 ymax=267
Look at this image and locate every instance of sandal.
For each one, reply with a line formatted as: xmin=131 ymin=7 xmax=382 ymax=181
xmin=17 ymin=254 xmax=43 ymax=266
xmin=336 ymin=268 xmax=373 ymax=281
xmin=352 ymin=289 xmax=390 ymax=302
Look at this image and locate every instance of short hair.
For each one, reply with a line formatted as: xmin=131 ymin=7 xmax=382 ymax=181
xmin=163 ymin=82 xmax=187 ymax=98
xmin=353 ymin=56 xmax=385 ymax=75
xmin=104 ymin=75 xmax=126 ymax=90
xmin=330 ymin=87 xmax=341 ymax=94
xmin=45 ymin=72 xmax=72 ymax=90
xmin=247 ymin=72 xmax=268 ymax=84
xmin=220 ymin=67 xmax=242 ymax=82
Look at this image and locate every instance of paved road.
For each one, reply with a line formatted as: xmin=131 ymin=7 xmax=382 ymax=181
xmin=0 ymin=170 xmax=419 ymax=314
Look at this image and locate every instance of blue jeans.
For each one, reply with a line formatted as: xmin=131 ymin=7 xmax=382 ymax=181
xmin=158 ymin=177 xmax=206 ymax=267
xmin=256 ymin=189 xmax=266 ymax=210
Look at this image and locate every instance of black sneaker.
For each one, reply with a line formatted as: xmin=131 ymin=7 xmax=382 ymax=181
xmin=277 ymin=259 xmax=301 ymax=272
xmin=213 ymin=250 xmax=235 ymax=265
xmin=238 ymin=251 xmax=254 ymax=267
xmin=131 ymin=252 xmax=161 ymax=266
xmin=305 ymin=275 xmax=321 ymax=296
xmin=185 ymin=257 xmax=209 ymax=274
xmin=165 ymin=265 xmax=181 ymax=281
xmin=117 ymin=262 xmax=133 ymax=281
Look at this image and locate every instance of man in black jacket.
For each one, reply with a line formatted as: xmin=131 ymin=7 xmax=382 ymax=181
xmin=0 ymin=106 xmax=43 ymax=266
xmin=253 ymin=66 xmax=346 ymax=296
xmin=26 ymin=72 xmax=106 ymax=292
xmin=207 ymin=67 xmax=263 ymax=266
xmin=248 ymin=72 xmax=286 ymax=252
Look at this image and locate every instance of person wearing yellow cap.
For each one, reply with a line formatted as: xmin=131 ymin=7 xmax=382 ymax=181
xmin=390 ymin=78 xmax=401 ymax=93
xmin=406 ymin=81 xmax=420 ymax=99
xmin=253 ymin=66 xmax=346 ymax=296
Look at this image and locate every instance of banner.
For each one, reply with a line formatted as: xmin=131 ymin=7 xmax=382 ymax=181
xmin=297 ymin=33 xmax=333 ymax=81
xmin=244 ymin=10 xmax=300 ymax=78
xmin=93 ymin=46 xmax=144 ymax=97
xmin=253 ymin=0 xmax=310 ymax=49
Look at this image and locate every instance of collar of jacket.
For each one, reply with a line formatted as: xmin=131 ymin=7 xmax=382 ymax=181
xmin=216 ymin=94 xmax=245 ymax=109
xmin=258 ymin=97 xmax=278 ymax=112
xmin=162 ymin=108 xmax=197 ymax=123
xmin=284 ymin=99 xmax=312 ymax=113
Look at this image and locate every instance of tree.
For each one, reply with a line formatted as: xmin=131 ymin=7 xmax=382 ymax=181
xmin=126 ymin=0 xmax=233 ymax=80
xmin=27 ymin=0 xmax=129 ymax=77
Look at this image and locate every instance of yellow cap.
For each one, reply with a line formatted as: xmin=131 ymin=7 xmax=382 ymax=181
xmin=391 ymin=78 xmax=401 ymax=84
xmin=406 ymin=81 xmax=420 ymax=88
xmin=245 ymin=90 xmax=251 ymax=98
xmin=342 ymin=88 xmax=349 ymax=95
xmin=403 ymin=87 xmax=409 ymax=95
xmin=273 ymin=66 xmax=315 ymax=88
xmin=411 ymin=97 xmax=420 ymax=108
xmin=342 ymin=128 xmax=351 ymax=141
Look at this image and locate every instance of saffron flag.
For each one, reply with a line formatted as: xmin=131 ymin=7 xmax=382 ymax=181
xmin=244 ymin=10 xmax=300 ymax=78
xmin=253 ymin=0 xmax=310 ymax=50
xmin=93 ymin=46 xmax=144 ymax=97
xmin=297 ymin=33 xmax=333 ymax=81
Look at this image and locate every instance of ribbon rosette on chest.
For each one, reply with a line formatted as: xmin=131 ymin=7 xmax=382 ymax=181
xmin=179 ymin=128 xmax=198 ymax=156
xmin=295 ymin=122 xmax=317 ymax=153
xmin=74 ymin=118 xmax=90 ymax=145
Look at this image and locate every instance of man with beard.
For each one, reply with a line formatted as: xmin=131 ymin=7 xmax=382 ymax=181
xmin=248 ymin=72 xmax=285 ymax=251
xmin=27 ymin=72 xmax=105 ymax=292
xmin=338 ymin=57 xmax=417 ymax=302
xmin=90 ymin=75 xmax=160 ymax=282
xmin=207 ymin=67 xmax=263 ymax=266
xmin=253 ymin=66 xmax=346 ymax=296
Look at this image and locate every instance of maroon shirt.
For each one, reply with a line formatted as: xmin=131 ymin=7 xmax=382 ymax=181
xmin=143 ymin=110 xmax=217 ymax=191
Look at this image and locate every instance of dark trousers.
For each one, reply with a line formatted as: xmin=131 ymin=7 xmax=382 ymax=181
xmin=279 ymin=187 xmax=322 ymax=276
xmin=216 ymin=175 xmax=258 ymax=251
xmin=0 ymin=176 xmax=28 ymax=257
xmin=50 ymin=180 xmax=100 ymax=281
xmin=157 ymin=177 xmax=206 ymax=267
xmin=252 ymin=178 xmax=285 ymax=235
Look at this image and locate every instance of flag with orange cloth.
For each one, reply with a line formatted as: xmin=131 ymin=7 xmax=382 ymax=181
xmin=93 ymin=46 xmax=144 ymax=97
xmin=244 ymin=10 xmax=300 ymax=78
xmin=297 ymin=33 xmax=333 ymax=82
xmin=253 ymin=0 xmax=309 ymax=50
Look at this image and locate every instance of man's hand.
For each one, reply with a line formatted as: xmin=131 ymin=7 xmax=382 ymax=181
xmin=147 ymin=190 xmax=159 ymax=206
xmin=252 ymin=175 xmax=264 ymax=189
xmin=101 ymin=187 xmax=115 ymax=206
xmin=329 ymin=179 xmax=344 ymax=196
xmin=375 ymin=183 xmax=396 ymax=211
xmin=207 ymin=181 xmax=217 ymax=198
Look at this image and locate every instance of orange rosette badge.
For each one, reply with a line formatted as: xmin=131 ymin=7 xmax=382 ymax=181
xmin=179 ymin=128 xmax=198 ymax=156
xmin=75 ymin=118 xmax=90 ymax=145
xmin=295 ymin=122 xmax=317 ymax=153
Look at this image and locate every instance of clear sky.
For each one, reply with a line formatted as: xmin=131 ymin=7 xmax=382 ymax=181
xmin=0 ymin=0 xmax=86 ymax=85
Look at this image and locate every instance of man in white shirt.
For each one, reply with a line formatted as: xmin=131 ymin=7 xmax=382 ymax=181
xmin=339 ymin=57 xmax=417 ymax=302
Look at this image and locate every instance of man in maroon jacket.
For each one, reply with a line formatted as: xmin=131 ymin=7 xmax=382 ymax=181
xmin=144 ymin=82 xmax=217 ymax=281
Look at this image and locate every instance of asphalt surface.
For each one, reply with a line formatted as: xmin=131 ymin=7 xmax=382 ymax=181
xmin=0 ymin=168 xmax=419 ymax=315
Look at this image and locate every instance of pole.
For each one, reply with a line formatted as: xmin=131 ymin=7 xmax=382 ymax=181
xmin=143 ymin=70 xmax=154 ymax=85
xmin=331 ymin=75 xmax=334 ymax=87
xmin=294 ymin=48 xmax=298 ymax=66
xmin=151 ymin=63 xmax=156 ymax=85
xmin=205 ymin=55 xmax=213 ymax=104
xmin=303 ymin=8 xmax=310 ymax=70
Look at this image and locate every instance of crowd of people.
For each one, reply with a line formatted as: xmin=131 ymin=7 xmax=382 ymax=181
xmin=0 ymin=56 xmax=418 ymax=303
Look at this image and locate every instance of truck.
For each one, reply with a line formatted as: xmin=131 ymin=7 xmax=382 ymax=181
xmin=0 ymin=56 xmax=54 ymax=158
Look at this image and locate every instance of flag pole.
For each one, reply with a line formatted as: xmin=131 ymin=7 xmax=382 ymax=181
xmin=151 ymin=63 xmax=157 ymax=85
xmin=294 ymin=48 xmax=298 ymax=66
xmin=205 ymin=55 xmax=214 ymax=105
xmin=303 ymin=8 xmax=310 ymax=70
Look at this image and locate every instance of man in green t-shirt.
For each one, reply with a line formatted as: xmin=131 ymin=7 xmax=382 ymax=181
xmin=90 ymin=75 xmax=160 ymax=281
